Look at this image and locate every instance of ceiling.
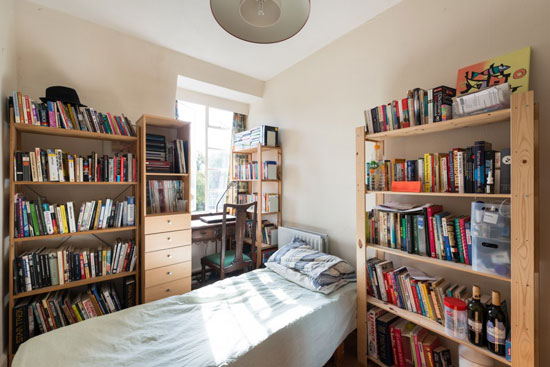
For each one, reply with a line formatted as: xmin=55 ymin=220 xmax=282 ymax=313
xmin=29 ymin=0 xmax=401 ymax=81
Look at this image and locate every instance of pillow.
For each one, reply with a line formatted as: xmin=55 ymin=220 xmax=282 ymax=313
xmin=265 ymin=237 xmax=356 ymax=294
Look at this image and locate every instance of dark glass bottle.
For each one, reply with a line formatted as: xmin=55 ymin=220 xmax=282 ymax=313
xmin=487 ymin=290 xmax=507 ymax=355
xmin=467 ymin=285 xmax=486 ymax=346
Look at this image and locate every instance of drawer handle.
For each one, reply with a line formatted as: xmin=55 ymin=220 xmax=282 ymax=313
xmin=166 ymin=288 xmax=172 ymax=292
xmin=167 ymin=237 xmax=172 ymax=241
xmin=167 ymin=254 xmax=172 ymax=258
xmin=167 ymin=271 xmax=173 ymax=275
xmin=167 ymin=220 xmax=172 ymax=225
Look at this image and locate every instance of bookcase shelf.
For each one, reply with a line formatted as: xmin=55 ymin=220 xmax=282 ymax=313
xmin=366 ymin=189 xmax=511 ymax=199
xmin=367 ymin=296 xmax=511 ymax=366
xmin=13 ymin=271 xmax=138 ymax=300
xmin=145 ymin=172 xmax=189 ymax=177
xmin=8 ymin=111 xmax=141 ymax=363
xmin=364 ymin=108 xmax=510 ymax=141
xmin=13 ymin=226 xmax=137 ymax=242
xmin=367 ymin=355 xmax=392 ymax=367
xmin=367 ymin=244 xmax=511 ymax=282
xmin=356 ymin=91 xmax=538 ymax=367
xmin=232 ymin=144 xmax=282 ymax=267
xmin=14 ymin=123 xmax=138 ymax=142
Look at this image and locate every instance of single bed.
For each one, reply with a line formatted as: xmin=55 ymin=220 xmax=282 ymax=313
xmin=13 ymin=228 xmax=357 ymax=367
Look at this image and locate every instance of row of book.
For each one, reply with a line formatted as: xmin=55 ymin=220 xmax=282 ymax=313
xmin=245 ymin=220 xmax=278 ymax=245
xmin=14 ymin=149 xmax=137 ymax=183
xmin=14 ymin=195 xmax=135 ymax=238
xmin=13 ymin=239 xmax=137 ymax=294
xmin=9 ymin=92 xmax=136 ymax=136
xmin=364 ymin=86 xmax=456 ymax=134
xmin=367 ymin=259 xmax=507 ymax=325
xmin=146 ymin=180 xmax=186 ymax=214
xmin=368 ymin=305 xmax=453 ymax=367
xmin=233 ymin=160 xmax=278 ymax=180
xmin=145 ymin=134 xmax=188 ymax=174
xmin=237 ymin=193 xmax=279 ymax=213
xmin=234 ymin=125 xmax=278 ymax=150
xmin=367 ymin=141 xmax=511 ymax=194
xmin=12 ymin=280 xmax=136 ymax=353
xmin=367 ymin=203 xmax=473 ymax=265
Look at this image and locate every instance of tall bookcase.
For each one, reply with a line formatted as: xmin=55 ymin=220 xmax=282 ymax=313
xmin=231 ymin=144 xmax=282 ymax=266
xmin=137 ymin=115 xmax=192 ymax=303
xmin=8 ymin=110 xmax=140 ymax=362
xmin=355 ymin=91 xmax=538 ymax=367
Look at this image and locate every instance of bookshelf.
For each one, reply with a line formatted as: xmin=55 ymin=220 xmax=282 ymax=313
xmin=355 ymin=91 xmax=538 ymax=367
xmin=8 ymin=110 xmax=140 ymax=362
xmin=232 ymin=144 xmax=282 ymax=265
xmin=137 ymin=115 xmax=192 ymax=303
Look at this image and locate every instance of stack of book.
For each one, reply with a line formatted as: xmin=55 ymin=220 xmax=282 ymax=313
xmin=146 ymin=180 xmax=186 ymax=214
xmin=364 ymin=86 xmax=456 ymax=134
xmin=13 ymin=239 xmax=137 ymax=294
xmin=234 ymin=125 xmax=278 ymax=150
xmin=146 ymin=134 xmax=168 ymax=173
xmin=367 ymin=141 xmax=511 ymax=194
xmin=237 ymin=193 xmax=279 ymax=213
xmin=13 ymin=195 xmax=135 ymax=238
xmin=9 ymin=91 xmax=136 ymax=136
xmin=167 ymin=139 xmax=188 ymax=174
xmin=12 ymin=282 xmax=128 ymax=353
xmin=14 ymin=149 xmax=137 ymax=183
xmin=367 ymin=203 xmax=472 ymax=265
xmin=368 ymin=305 xmax=453 ymax=367
xmin=234 ymin=161 xmax=259 ymax=180
xmin=261 ymin=222 xmax=278 ymax=245
xmin=367 ymin=259 xmax=504 ymax=326
xmin=262 ymin=161 xmax=278 ymax=180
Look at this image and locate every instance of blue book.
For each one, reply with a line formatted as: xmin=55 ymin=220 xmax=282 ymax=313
xmin=465 ymin=221 xmax=473 ymax=263
xmin=12 ymin=91 xmax=20 ymax=123
xmin=415 ymin=282 xmax=426 ymax=316
xmin=434 ymin=211 xmax=450 ymax=260
xmin=22 ymin=202 xmax=30 ymax=237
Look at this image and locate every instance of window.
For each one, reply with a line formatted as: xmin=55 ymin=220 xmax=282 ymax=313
xmin=176 ymin=101 xmax=234 ymax=212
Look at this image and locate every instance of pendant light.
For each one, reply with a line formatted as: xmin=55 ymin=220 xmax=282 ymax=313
xmin=210 ymin=0 xmax=310 ymax=44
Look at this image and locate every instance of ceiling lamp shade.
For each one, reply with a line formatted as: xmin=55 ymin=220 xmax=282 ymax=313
xmin=210 ymin=0 xmax=310 ymax=44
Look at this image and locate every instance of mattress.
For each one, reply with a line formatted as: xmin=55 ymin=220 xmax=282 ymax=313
xmin=13 ymin=268 xmax=357 ymax=367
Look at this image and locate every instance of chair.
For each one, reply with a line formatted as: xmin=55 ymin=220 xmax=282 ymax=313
xmin=201 ymin=202 xmax=257 ymax=282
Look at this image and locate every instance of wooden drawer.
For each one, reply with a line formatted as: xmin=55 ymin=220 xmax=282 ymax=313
xmin=192 ymin=223 xmax=235 ymax=242
xmin=145 ymin=229 xmax=191 ymax=253
xmin=144 ymin=213 xmax=190 ymax=234
xmin=144 ymin=245 xmax=191 ymax=270
xmin=144 ymin=277 xmax=191 ymax=303
xmin=145 ymin=261 xmax=191 ymax=288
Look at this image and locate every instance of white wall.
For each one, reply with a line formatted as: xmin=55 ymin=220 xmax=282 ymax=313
xmin=15 ymin=1 xmax=263 ymax=122
xmin=248 ymin=0 xmax=550 ymax=360
xmin=1 ymin=0 xmax=17 ymax=363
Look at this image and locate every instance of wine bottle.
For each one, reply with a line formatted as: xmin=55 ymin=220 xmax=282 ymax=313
xmin=467 ymin=285 xmax=486 ymax=346
xmin=487 ymin=290 xmax=507 ymax=355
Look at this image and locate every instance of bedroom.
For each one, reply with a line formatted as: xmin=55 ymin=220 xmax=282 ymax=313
xmin=1 ymin=0 xmax=548 ymax=366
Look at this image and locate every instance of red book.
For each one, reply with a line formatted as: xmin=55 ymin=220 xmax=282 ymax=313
xmin=379 ymin=105 xmax=387 ymax=131
xmin=79 ymin=253 xmax=86 ymax=279
xmin=24 ymin=96 xmax=33 ymax=124
xmin=401 ymin=98 xmax=410 ymax=128
xmin=425 ymin=205 xmax=443 ymax=257
xmin=107 ymin=113 xmax=120 ymax=135
xmin=116 ymin=116 xmax=129 ymax=136
xmin=459 ymin=216 xmax=471 ymax=265
xmin=122 ymin=242 xmax=132 ymax=272
xmin=389 ymin=321 xmax=400 ymax=367
xmin=410 ymin=279 xmax=422 ymax=315
xmin=381 ymin=105 xmax=388 ymax=131
xmin=383 ymin=272 xmax=395 ymax=305
xmin=422 ymin=334 xmax=441 ymax=367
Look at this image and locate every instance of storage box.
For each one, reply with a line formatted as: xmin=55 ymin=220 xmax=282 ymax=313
xmin=470 ymin=201 xmax=511 ymax=278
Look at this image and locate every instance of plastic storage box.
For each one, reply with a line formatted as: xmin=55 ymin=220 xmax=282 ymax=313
xmin=470 ymin=201 xmax=511 ymax=278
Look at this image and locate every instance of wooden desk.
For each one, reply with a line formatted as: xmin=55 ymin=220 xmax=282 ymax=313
xmin=191 ymin=218 xmax=235 ymax=242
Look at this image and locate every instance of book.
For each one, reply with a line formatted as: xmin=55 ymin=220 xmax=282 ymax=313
xmin=376 ymin=313 xmax=400 ymax=365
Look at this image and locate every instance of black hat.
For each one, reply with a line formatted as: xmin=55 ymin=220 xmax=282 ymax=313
xmin=40 ymin=86 xmax=87 ymax=107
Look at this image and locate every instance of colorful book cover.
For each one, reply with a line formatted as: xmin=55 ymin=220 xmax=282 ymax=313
xmin=456 ymin=46 xmax=531 ymax=95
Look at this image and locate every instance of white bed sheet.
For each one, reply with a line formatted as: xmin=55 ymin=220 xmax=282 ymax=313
xmin=13 ymin=268 xmax=356 ymax=367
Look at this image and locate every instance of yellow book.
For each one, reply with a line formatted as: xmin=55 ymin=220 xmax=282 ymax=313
xmin=423 ymin=153 xmax=431 ymax=192
xmin=420 ymin=282 xmax=435 ymax=321
xmin=93 ymin=200 xmax=102 ymax=230
xmin=84 ymin=251 xmax=91 ymax=279
xmin=71 ymin=304 xmax=83 ymax=322
xmin=59 ymin=204 xmax=69 ymax=234
xmin=102 ymin=249 xmax=107 ymax=275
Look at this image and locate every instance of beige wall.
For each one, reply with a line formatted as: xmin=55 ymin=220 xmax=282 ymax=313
xmin=248 ymin=0 xmax=550 ymax=359
xmin=1 ymin=0 xmax=17 ymax=363
xmin=15 ymin=1 xmax=263 ymax=122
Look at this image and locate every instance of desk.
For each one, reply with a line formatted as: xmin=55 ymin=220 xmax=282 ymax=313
xmin=191 ymin=218 xmax=235 ymax=242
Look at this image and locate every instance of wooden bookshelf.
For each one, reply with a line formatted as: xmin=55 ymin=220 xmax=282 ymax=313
xmin=8 ymin=111 xmax=140 ymax=363
xmin=231 ymin=144 xmax=282 ymax=266
xmin=137 ymin=115 xmax=192 ymax=304
xmin=356 ymin=92 xmax=538 ymax=367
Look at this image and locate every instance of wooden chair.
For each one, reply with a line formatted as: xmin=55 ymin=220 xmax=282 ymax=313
xmin=201 ymin=202 xmax=257 ymax=282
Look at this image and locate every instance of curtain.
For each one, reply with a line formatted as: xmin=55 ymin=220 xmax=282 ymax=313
xmin=226 ymin=113 xmax=247 ymax=205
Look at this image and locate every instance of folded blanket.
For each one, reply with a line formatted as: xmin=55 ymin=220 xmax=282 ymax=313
xmin=266 ymin=238 xmax=356 ymax=294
